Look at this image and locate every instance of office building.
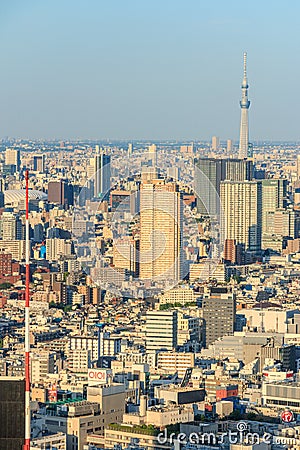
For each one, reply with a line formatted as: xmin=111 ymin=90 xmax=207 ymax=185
xmin=113 ymin=237 xmax=139 ymax=276
xmin=94 ymin=148 xmax=111 ymax=199
xmin=5 ymin=148 xmax=21 ymax=171
xmin=146 ymin=310 xmax=178 ymax=352
xmin=194 ymin=157 xmax=222 ymax=216
xmin=46 ymin=238 xmax=74 ymax=261
xmin=194 ymin=157 xmax=253 ymax=215
xmin=0 ymin=376 xmax=25 ymax=450
xmin=225 ymin=158 xmax=253 ymax=182
xmin=157 ymin=351 xmax=195 ymax=378
xmin=262 ymin=381 xmax=300 ymax=412
xmin=110 ymin=189 xmax=139 ymax=215
xmin=31 ymin=351 xmax=56 ymax=384
xmin=221 ymin=180 xmax=262 ymax=258
xmin=0 ymin=240 xmax=26 ymax=260
xmin=261 ymin=179 xmax=288 ymax=234
xmin=238 ymin=52 xmax=251 ymax=159
xmin=36 ymin=399 xmax=121 ymax=450
xmin=48 ymin=180 xmax=74 ymax=208
xmin=202 ymin=287 xmax=236 ymax=347
xmin=158 ymin=287 xmax=198 ymax=306
xmin=33 ymin=154 xmax=45 ymax=172
xmin=139 ymin=179 xmax=183 ymax=281
xmin=0 ymin=212 xmax=23 ymax=240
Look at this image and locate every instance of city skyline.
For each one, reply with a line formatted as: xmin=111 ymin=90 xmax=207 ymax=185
xmin=0 ymin=1 xmax=300 ymax=141
xmin=2 ymin=3 xmax=300 ymax=450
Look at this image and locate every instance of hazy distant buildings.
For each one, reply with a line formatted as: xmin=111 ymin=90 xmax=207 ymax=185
xmin=238 ymin=52 xmax=251 ymax=159
xmin=180 ymin=144 xmax=194 ymax=154
xmin=226 ymin=139 xmax=233 ymax=153
xmin=139 ymin=179 xmax=183 ymax=281
xmin=211 ymin=136 xmax=219 ymax=151
xmin=33 ymin=154 xmax=45 ymax=172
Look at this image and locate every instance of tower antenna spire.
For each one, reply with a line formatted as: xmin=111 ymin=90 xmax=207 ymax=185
xmin=238 ymin=51 xmax=251 ymax=159
xmin=243 ymin=52 xmax=247 ymax=78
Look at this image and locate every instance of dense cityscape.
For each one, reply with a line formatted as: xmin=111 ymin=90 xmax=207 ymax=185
xmin=1 ymin=3 xmax=300 ymax=447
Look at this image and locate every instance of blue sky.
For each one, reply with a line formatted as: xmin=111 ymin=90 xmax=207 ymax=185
xmin=0 ymin=0 xmax=299 ymax=141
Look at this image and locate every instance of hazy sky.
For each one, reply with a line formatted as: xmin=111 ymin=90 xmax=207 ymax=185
xmin=0 ymin=0 xmax=299 ymax=141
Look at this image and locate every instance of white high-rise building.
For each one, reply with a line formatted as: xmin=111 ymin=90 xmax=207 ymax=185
xmin=220 ymin=180 xmax=262 ymax=253
xmin=146 ymin=310 xmax=178 ymax=352
xmin=238 ymin=53 xmax=251 ymax=159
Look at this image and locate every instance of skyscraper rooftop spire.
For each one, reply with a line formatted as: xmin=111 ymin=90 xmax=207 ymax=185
xmin=238 ymin=52 xmax=251 ymax=159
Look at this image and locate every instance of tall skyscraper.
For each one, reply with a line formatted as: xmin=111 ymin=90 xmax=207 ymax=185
xmin=238 ymin=52 xmax=251 ymax=159
xmin=5 ymin=148 xmax=21 ymax=171
xmin=194 ymin=158 xmax=223 ymax=216
xmin=194 ymin=157 xmax=253 ymax=215
xmin=139 ymin=179 xmax=183 ymax=281
xmin=220 ymin=180 xmax=262 ymax=257
xmin=94 ymin=149 xmax=111 ymax=199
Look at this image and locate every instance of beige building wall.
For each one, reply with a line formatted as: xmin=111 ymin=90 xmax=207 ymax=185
xmin=139 ymin=180 xmax=182 ymax=281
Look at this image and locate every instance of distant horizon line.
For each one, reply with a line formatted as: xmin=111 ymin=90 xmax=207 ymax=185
xmin=1 ymin=137 xmax=300 ymax=145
